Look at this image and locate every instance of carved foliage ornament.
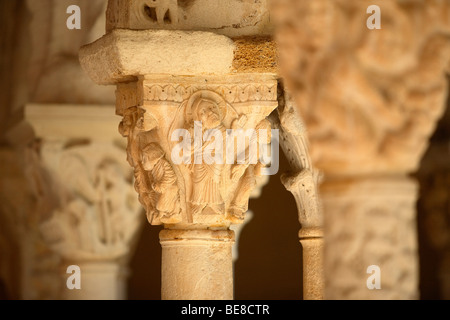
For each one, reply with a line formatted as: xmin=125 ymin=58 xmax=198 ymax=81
xmin=143 ymin=83 xmax=277 ymax=103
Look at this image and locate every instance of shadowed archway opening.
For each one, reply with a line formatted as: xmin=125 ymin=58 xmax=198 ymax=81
xmin=234 ymin=149 xmax=303 ymax=300
xmin=416 ymin=80 xmax=450 ymax=300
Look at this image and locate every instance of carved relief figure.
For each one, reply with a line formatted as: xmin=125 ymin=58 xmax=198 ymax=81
xmin=119 ymin=107 xmax=162 ymax=225
xmin=40 ymin=150 xmax=140 ymax=259
xmin=186 ymin=91 xmax=228 ymax=216
xmin=229 ymin=119 xmax=272 ymax=222
xmin=96 ymin=160 xmax=141 ymax=245
xmin=141 ymin=143 xmax=181 ymax=224
xmin=119 ymin=107 xmax=146 ymax=168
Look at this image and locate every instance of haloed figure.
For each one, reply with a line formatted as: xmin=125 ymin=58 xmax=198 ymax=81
xmin=189 ymin=95 xmax=227 ymax=216
xmin=141 ymin=143 xmax=181 ymax=224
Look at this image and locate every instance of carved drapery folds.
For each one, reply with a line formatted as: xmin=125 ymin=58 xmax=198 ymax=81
xmin=118 ymin=76 xmax=278 ymax=227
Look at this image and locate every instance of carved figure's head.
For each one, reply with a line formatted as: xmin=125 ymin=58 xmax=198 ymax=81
xmin=193 ymin=99 xmax=222 ymax=129
xmin=119 ymin=115 xmax=132 ymax=137
xmin=186 ymin=90 xmax=227 ymax=129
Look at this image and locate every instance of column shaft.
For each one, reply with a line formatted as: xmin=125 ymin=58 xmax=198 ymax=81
xmin=298 ymin=227 xmax=324 ymax=300
xmin=160 ymin=229 xmax=234 ymax=300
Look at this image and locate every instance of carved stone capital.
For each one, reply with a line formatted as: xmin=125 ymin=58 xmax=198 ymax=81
xmin=272 ymin=0 xmax=450 ymax=176
xmin=118 ymin=75 xmax=278 ymax=227
xmin=26 ymin=105 xmax=144 ymax=264
xmin=78 ymin=26 xmax=280 ymax=231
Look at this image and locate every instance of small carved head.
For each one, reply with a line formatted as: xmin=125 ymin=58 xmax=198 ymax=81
xmin=187 ymin=91 xmax=227 ymax=129
xmin=141 ymin=143 xmax=165 ymax=171
xmin=119 ymin=107 xmax=146 ymax=137
xmin=119 ymin=117 xmax=132 ymax=137
xmin=193 ymin=98 xmax=222 ymax=129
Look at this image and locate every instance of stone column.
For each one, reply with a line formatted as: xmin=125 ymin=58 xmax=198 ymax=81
xmin=160 ymin=229 xmax=234 ymax=300
xmin=26 ymin=104 xmax=144 ymax=300
xmin=273 ymin=86 xmax=324 ymax=299
xmin=272 ymin=0 xmax=450 ymax=299
xmin=101 ymin=74 xmax=276 ymax=300
xmin=79 ymin=7 xmax=278 ymax=297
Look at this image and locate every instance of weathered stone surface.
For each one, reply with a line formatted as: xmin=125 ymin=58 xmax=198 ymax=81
xmin=322 ymin=176 xmax=419 ymax=300
xmin=27 ymin=0 xmax=114 ymax=105
xmin=26 ymin=104 xmax=144 ymax=300
xmin=117 ymin=75 xmax=277 ymax=227
xmin=106 ymin=0 xmax=273 ymax=37
xmin=80 ymin=29 xmax=277 ymax=85
xmin=80 ymin=29 xmax=235 ymax=85
xmin=271 ymin=0 xmax=450 ymax=300
xmin=160 ymin=229 xmax=234 ymax=300
xmin=272 ymin=0 xmax=450 ymax=176
xmin=272 ymin=86 xmax=324 ymax=299
xmin=232 ymin=36 xmax=278 ymax=74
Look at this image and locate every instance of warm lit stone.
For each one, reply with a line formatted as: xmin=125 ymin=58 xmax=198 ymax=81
xmin=106 ymin=0 xmax=273 ymax=37
xmin=271 ymin=0 xmax=450 ymax=299
xmin=26 ymin=104 xmax=144 ymax=300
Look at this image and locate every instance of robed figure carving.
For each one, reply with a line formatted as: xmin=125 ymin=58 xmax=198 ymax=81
xmin=186 ymin=91 xmax=228 ymax=216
